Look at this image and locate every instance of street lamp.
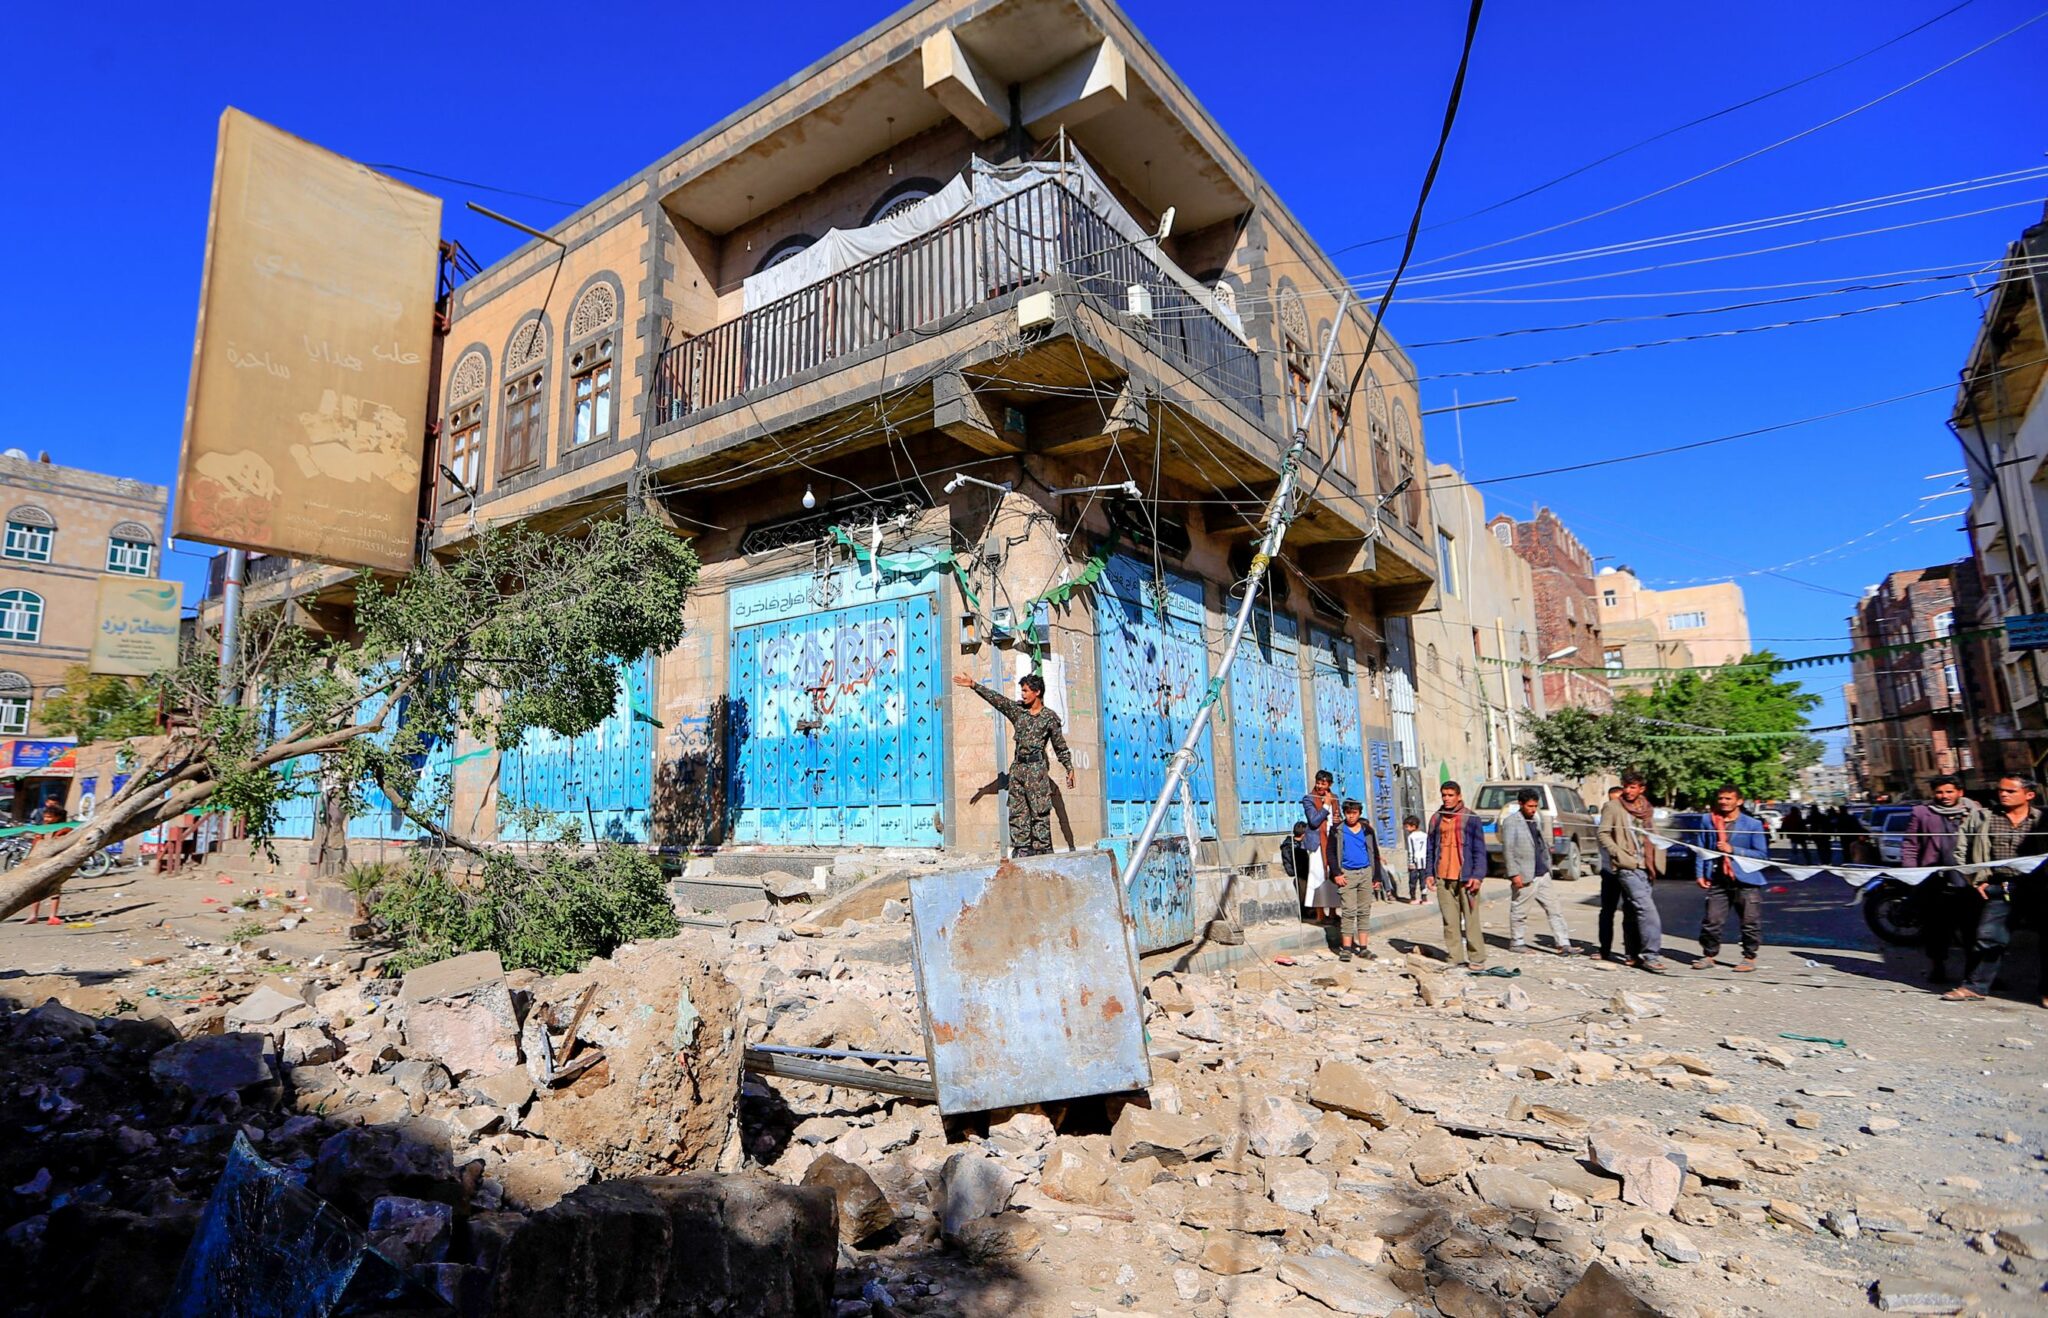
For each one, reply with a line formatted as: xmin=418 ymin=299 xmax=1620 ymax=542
xmin=1544 ymin=646 xmax=1579 ymax=662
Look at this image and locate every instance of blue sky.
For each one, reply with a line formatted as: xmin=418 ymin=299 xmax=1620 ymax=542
xmin=7 ymin=0 xmax=2044 ymax=758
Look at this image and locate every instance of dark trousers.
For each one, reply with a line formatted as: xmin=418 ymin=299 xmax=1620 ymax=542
xmin=1962 ymin=883 xmax=2046 ymax=997
xmin=1599 ymin=869 xmax=1641 ymax=959
xmin=1924 ymin=881 xmax=1974 ymax=979
xmin=1700 ymin=877 xmax=1763 ymax=960
xmin=1408 ymin=867 xmax=1427 ymax=900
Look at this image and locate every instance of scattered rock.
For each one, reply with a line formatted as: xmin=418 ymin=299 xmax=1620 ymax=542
xmin=1702 ymin=1103 xmax=1768 ymax=1130
xmin=1766 ymin=1200 xmax=1818 ymax=1233
xmin=469 ymin=1068 xmax=536 ymax=1112
xmin=1588 ymin=1119 xmax=1687 ymax=1215
xmin=1995 ymin=1222 xmax=2048 ymax=1260
xmin=802 ymin=1152 xmax=894 ymax=1245
xmin=1275 ymin=1253 xmax=1409 ymax=1315
xmin=1308 ymin=1060 xmax=1397 ymax=1126
xmin=22 ymin=999 xmax=97 ymax=1038
xmin=1495 ymin=1038 xmax=1570 ymax=1079
xmin=1643 ymin=1220 xmax=1701 ymax=1263
xmin=366 ymin=1194 xmax=454 ymax=1269
xmin=401 ymin=951 xmax=521 ymax=1080
xmin=1175 ymin=1007 xmax=1225 ymax=1043
xmin=1470 ymin=1165 xmax=1553 ymax=1214
xmin=1268 ymin=1165 xmax=1332 ymax=1214
xmin=1936 ymin=1202 xmax=2038 ymax=1233
xmin=1199 ymin=1231 xmax=1278 ymax=1275
xmin=148 ymin=1033 xmax=275 ymax=1103
xmin=1433 ymin=1276 xmax=1506 ymax=1318
xmin=1245 ymin=1093 xmax=1315 ymax=1158
xmin=1551 ymin=1261 xmax=1666 ymax=1317
xmin=1110 ymin=1106 xmax=1220 ymax=1165
xmin=1040 ymin=1140 xmax=1115 ymax=1205
xmin=936 ymin=1150 xmax=1013 ymax=1241
xmin=1872 ymin=1277 xmax=1964 ymax=1314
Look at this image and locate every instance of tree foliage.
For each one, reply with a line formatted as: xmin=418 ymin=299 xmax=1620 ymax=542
xmin=38 ymin=665 xmax=158 ymax=744
xmin=0 ymin=516 xmax=700 ymax=921
xmin=1521 ymin=651 xmax=1821 ymax=803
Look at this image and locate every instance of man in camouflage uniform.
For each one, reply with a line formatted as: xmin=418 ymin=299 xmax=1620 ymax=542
xmin=955 ymin=671 xmax=1075 ymax=856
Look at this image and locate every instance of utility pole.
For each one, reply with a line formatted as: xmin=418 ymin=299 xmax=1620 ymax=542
xmin=217 ymin=548 xmax=246 ymax=702
xmin=1119 ymin=295 xmax=1352 ymax=890
xmin=1494 ymin=614 xmax=1519 ymax=776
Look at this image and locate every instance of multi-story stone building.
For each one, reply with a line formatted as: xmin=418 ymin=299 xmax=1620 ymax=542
xmin=0 ymin=450 xmax=168 ymax=735
xmin=204 ymin=0 xmax=1440 ymax=919
xmin=1846 ymin=564 xmax=1975 ymax=797
xmin=1492 ymin=508 xmax=1611 ymax=714
xmin=1411 ymin=464 xmax=1542 ymax=788
xmin=1594 ymin=568 xmax=1749 ymax=684
xmin=1955 ymin=203 xmax=2048 ymax=777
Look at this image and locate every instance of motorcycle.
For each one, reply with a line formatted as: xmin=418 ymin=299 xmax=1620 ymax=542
xmin=0 ymin=835 xmax=112 ymax=879
xmin=1862 ymin=874 xmax=2037 ymax=947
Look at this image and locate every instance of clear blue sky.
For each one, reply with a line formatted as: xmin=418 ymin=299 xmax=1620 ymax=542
xmin=7 ymin=0 xmax=2044 ymax=757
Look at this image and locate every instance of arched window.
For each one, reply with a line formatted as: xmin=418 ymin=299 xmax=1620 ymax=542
xmin=1425 ymin=643 xmax=1439 ymax=676
xmin=444 ymin=349 xmax=488 ymax=503
xmin=4 ymin=506 xmax=53 ymax=563
xmin=568 ymin=279 xmax=622 ymax=449
xmin=1364 ymin=375 xmax=1394 ymax=498
xmin=1391 ymin=400 xmax=1420 ymax=526
xmin=500 ymin=317 xmax=549 ymax=477
xmin=865 ymin=178 xmax=942 ymax=226
xmin=0 ymin=671 xmax=26 ymax=735
xmin=0 ymin=590 xmax=43 ymax=643
xmin=754 ymin=235 xmax=815 ymax=275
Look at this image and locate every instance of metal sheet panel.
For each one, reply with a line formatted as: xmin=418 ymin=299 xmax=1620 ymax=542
xmin=1096 ymin=555 xmax=1216 ymax=839
xmin=1096 ymin=835 xmax=1198 ymax=953
xmin=500 ymin=656 xmax=653 ymax=842
xmin=1308 ymin=627 xmax=1367 ymax=809
xmin=727 ymin=583 xmax=942 ymax=847
xmin=1369 ymin=738 xmax=1397 ymax=850
xmin=1227 ymin=604 xmax=1306 ymax=834
xmin=909 ymin=852 xmax=1149 ymax=1114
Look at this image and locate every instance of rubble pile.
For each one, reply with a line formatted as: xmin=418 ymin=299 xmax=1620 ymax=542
xmin=0 ymin=932 xmax=814 ymax=1317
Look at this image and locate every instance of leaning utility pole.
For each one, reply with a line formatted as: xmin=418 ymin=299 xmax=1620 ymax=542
xmin=1118 ymin=294 xmax=1353 ymax=891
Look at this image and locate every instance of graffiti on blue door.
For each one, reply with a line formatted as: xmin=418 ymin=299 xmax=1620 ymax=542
xmin=728 ymin=579 xmax=942 ymax=847
xmin=347 ymin=671 xmax=454 ymax=842
xmin=1368 ymin=738 xmax=1397 ymax=850
xmin=1096 ymin=555 xmax=1215 ymax=838
xmin=1308 ymin=628 xmax=1367 ymax=818
xmin=1228 ymin=603 xmax=1305 ymax=833
xmin=499 ymin=656 xmax=653 ymax=843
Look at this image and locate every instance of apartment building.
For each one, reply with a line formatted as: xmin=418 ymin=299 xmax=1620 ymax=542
xmin=1492 ymin=507 xmax=1611 ymax=714
xmin=206 ymin=0 xmax=1440 ymax=906
xmin=1845 ymin=564 xmax=1974 ymax=797
xmin=1595 ymin=567 xmax=1750 ymax=684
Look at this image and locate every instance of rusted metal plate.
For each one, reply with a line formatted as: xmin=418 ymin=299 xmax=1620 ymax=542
xmin=908 ymin=852 xmax=1149 ymax=1115
xmin=1096 ymin=836 xmax=1198 ymax=953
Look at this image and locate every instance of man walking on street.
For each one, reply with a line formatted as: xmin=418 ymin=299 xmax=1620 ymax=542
xmin=1426 ymin=781 xmax=1490 ymax=967
xmin=1691 ymin=784 xmax=1770 ymax=971
xmin=1907 ymin=776 xmax=1984 ymax=986
xmin=1596 ymin=784 xmax=1640 ymax=962
xmin=1943 ymin=776 xmax=2048 ymax=1005
xmin=1333 ymin=798 xmax=1384 ymax=962
xmin=1598 ymin=771 xmax=1670 ymax=973
xmin=1502 ymin=788 xmax=1578 ymax=955
xmin=953 ymin=671 xmax=1075 ymax=857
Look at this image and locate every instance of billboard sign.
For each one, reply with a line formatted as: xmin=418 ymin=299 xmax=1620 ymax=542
xmin=2006 ymin=613 xmax=2048 ymax=652
xmin=174 ymin=108 xmax=441 ymax=572
xmin=90 ymin=577 xmax=183 ymax=677
xmin=3 ymin=740 xmax=78 ymax=772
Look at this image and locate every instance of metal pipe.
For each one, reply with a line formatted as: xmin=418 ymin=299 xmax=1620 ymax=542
xmin=1119 ymin=293 xmax=1352 ymax=893
xmin=749 ymin=1044 xmax=929 ymax=1064
xmin=1048 ymin=481 xmax=1143 ymax=499
xmin=217 ymin=548 xmax=246 ymax=703
xmin=944 ymin=473 xmax=1013 ymax=496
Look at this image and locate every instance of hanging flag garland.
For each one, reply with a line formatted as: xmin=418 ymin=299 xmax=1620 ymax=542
xmin=1475 ymin=626 xmax=2002 ymax=678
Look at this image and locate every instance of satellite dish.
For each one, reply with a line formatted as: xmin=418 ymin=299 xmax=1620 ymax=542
xmin=2 ymin=449 xmax=27 ymax=461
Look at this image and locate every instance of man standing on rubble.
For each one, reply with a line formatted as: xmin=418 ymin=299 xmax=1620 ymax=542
xmin=955 ymin=671 xmax=1075 ymax=857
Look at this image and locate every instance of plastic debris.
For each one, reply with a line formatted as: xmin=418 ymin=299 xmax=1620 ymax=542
xmin=1779 ymin=1032 xmax=1846 ymax=1048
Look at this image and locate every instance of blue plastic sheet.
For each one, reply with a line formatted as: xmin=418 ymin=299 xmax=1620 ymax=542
xmin=162 ymin=1133 xmax=444 ymax=1316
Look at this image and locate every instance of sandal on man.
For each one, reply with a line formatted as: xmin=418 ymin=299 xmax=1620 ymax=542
xmin=1693 ymin=959 xmax=1721 ymax=970
xmin=1733 ymin=960 xmax=1757 ymax=973
xmin=1941 ymin=987 xmax=1983 ymax=1001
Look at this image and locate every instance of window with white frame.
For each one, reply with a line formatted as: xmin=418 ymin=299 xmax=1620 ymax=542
xmin=4 ymin=519 xmax=51 ymax=562
xmin=1601 ymin=589 xmax=1617 ymax=608
xmin=1668 ymin=610 xmax=1707 ymax=630
xmin=1932 ymin=609 xmax=1954 ymax=639
xmin=0 ymin=699 xmax=24 ymax=734
xmin=1437 ymin=530 xmax=1458 ymax=597
xmin=1605 ymin=648 xmax=1625 ymax=674
xmin=0 ymin=591 xmax=40 ymax=643
xmin=106 ymin=537 xmax=152 ymax=575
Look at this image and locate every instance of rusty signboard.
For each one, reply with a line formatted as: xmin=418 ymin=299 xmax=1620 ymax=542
xmin=908 ymin=853 xmax=1149 ymax=1115
xmin=174 ymin=108 xmax=440 ymax=572
xmin=1095 ymin=835 xmax=1197 ymax=954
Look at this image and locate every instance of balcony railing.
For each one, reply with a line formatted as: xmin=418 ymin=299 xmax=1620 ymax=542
xmin=652 ymin=180 xmax=1262 ymax=427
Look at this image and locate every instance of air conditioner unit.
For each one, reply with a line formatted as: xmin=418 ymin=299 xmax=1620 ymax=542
xmin=1017 ymin=291 xmax=1057 ymax=332
xmin=1125 ymin=283 xmax=1154 ymax=321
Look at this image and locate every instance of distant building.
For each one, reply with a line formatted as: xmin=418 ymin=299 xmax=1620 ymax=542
xmin=1797 ymin=760 xmax=1851 ymax=803
xmin=1846 ymin=564 xmax=1977 ymax=798
xmin=1954 ymin=203 xmax=2048 ymax=777
xmin=1595 ymin=568 xmax=1750 ymax=679
xmin=1598 ymin=618 xmax=1695 ymax=694
xmin=0 ymin=450 xmax=169 ymax=818
xmin=1412 ymin=463 xmax=1544 ymax=790
xmin=1492 ymin=508 xmax=1611 ymax=714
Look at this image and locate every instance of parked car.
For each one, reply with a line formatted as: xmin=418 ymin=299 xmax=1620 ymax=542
xmin=1472 ymin=781 xmax=1600 ymax=880
xmin=1875 ymin=804 xmax=1920 ymax=866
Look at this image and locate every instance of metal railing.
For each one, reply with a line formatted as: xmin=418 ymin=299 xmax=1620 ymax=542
xmin=652 ymin=180 xmax=1262 ymax=426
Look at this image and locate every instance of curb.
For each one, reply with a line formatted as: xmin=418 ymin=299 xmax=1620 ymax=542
xmin=1143 ymin=882 xmax=1511 ymax=977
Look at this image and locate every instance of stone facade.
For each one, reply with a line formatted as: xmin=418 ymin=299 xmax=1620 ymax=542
xmin=0 ymin=452 xmax=169 ymax=734
xmin=1492 ymin=508 xmax=1611 ymax=714
xmin=1846 ymin=563 xmax=1974 ymax=798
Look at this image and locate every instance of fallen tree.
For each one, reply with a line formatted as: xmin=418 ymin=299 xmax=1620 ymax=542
xmin=0 ymin=516 xmax=698 ymax=922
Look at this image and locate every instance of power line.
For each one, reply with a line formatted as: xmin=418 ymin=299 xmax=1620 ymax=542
xmin=364 ymin=163 xmax=580 ymax=209
xmin=1317 ymin=0 xmax=1983 ymax=257
xmin=1381 ymin=5 xmax=2048 ymax=276
xmin=1397 ymin=254 xmax=2036 ymax=304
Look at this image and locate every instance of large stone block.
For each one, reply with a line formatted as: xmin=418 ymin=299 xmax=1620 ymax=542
xmin=401 ymin=950 xmax=520 ymax=1079
xmin=488 ymin=1175 xmax=836 ymax=1318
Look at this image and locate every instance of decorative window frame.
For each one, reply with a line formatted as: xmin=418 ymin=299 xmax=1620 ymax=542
xmin=754 ymin=235 xmax=816 ymax=276
xmin=442 ymin=343 xmax=491 ymax=506
xmin=865 ymin=178 xmax=944 ymax=226
xmin=3 ymin=506 xmax=54 ymax=562
xmin=559 ymin=273 xmax=628 ymax=475
xmin=496 ymin=313 xmax=553 ymax=491
xmin=0 ymin=590 xmax=44 ymax=643
xmin=106 ymin=536 xmax=153 ymax=576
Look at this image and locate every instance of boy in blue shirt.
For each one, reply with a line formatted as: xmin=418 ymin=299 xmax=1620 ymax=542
xmin=1334 ymin=798 xmax=1384 ymax=962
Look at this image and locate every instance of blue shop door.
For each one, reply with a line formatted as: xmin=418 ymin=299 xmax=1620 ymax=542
xmin=1096 ymin=555 xmax=1216 ymax=838
xmin=1308 ymin=628 xmax=1367 ymax=813
xmin=260 ymin=695 xmax=320 ymax=841
xmin=346 ymin=669 xmax=453 ymax=842
xmin=1228 ymin=602 xmax=1306 ymax=834
xmin=1369 ymin=738 xmax=1398 ymax=851
xmin=499 ymin=656 xmax=654 ymax=843
xmin=728 ymin=593 xmax=942 ymax=846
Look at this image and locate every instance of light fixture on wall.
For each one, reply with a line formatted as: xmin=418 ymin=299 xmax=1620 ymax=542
xmin=801 ymin=483 xmax=816 ymax=510
xmin=745 ymin=194 xmax=754 ymax=250
xmin=886 ymin=117 xmax=896 ymax=175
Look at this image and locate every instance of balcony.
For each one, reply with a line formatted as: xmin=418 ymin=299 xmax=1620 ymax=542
xmin=651 ymin=177 xmax=1261 ymax=428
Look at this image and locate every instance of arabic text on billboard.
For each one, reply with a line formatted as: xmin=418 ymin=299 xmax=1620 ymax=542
xmin=90 ymin=577 xmax=182 ymax=677
xmin=173 ymin=108 xmax=441 ymax=573
xmin=2006 ymin=614 xmax=2048 ymax=653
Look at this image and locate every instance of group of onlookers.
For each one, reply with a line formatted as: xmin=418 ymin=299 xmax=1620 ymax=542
xmin=1901 ymin=774 xmax=2047 ymax=1006
xmin=1780 ymin=802 xmax=1866 ymax=864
